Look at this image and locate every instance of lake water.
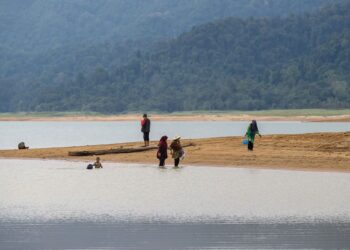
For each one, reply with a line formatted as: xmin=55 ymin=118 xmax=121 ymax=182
xmin=0 ymin=121 xmax=349 ymax=149
xmin=1 ymin=159 xmax=350 ymax=249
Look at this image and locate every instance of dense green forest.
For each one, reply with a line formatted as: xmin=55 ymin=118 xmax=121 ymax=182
xmin=1 ymin=0 xmax=338 ymax=51
xmin=1 ymin=0 xmax=337 ymax=82
xmin=0 ymin=0 xmax=349 ymax=112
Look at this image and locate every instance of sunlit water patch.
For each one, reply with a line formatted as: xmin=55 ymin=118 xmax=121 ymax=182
xmin=1 ymin=159 xmax=350 ymax=249
xmin=1 ymin=159 xmax=349 ymax=223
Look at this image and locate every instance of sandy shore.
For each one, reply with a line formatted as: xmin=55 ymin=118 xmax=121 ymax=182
xmin=0 ymin=132 xmax=349 ymax=172
xmin=0 ymin=114 xmax=350 ymax=122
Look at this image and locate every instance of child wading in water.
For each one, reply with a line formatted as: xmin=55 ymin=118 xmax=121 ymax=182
xmin=170 ymin=136 xmax=184 ymax=168
xmin=157 ymin=136 xmax=168 ymax=168
xmin=93 ymin=157 xmax=103 ymax=168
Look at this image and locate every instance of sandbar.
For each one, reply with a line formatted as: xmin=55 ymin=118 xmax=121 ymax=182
xmin=0 ymin=132 xmax=349 ymax=172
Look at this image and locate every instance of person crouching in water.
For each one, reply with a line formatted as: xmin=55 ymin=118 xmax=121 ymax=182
xmin=93 ymin=157 xmax=103 ymax=168
xmin=170 ymin=136 xmax=184 ymax=168
xmin=245 ymin=120 xmax=261 ymax=151
xmin=157 ymin=136 xmax=168 ymax=168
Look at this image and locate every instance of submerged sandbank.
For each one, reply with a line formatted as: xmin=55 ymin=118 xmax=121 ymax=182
xmin=0 ymin=132 xmax=349 ymax=172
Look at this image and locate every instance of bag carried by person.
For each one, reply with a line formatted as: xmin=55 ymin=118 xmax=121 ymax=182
xmin=180 ymin=150 xmax=185 ymax=160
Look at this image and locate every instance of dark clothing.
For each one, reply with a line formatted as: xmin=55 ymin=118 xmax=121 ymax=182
xmin=143 ymin=132 xmax=150 ymax=141
xmin=169 ymin=140 xmax=183 ymax=159
xmin=18 ymin=142 xmax=28 ymax=150
xmin=159 ymin=158 xmax=166 ymax=167
xmin=248 ymin=141 xmax=254 ymax=151
xmin=245 ymin=120 xmax=261 ymax=151
xmin=157 ymin=136 xmax=168 ymax=160
xmin=170 ymin=140 xmax=183 ymax=167
xmin=246 ymin=124 xmax=260 ymax=143
xmin=251 ymin=120 xmax=259 ymax=134
xmin=157 ymin=136 xmax=168 ymax=167
xmin=141 ymin=118 xmax=151 ymax=133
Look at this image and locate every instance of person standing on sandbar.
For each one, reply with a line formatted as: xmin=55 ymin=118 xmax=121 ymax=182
xmin=141 ymin=113 xmax=151 ymax=147
xmin=245 ymin=120 xmax=261 ymax=151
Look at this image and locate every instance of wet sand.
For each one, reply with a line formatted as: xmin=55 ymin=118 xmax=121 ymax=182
xmin=0 ymin=113 xmax=350 ymax=122
xmin=0 ymin=132 xmax=349 ymax=172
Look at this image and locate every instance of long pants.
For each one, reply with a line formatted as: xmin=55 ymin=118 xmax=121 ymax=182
xmin=248 ymin=141 xmax=254 ymax=151
xmin=159 ymin=158 xmax=165 ymax=167
xmin=174 ymin=158 xmax=180 ymax=167
xmin=143 ymin=132 xmax=149 ymax=142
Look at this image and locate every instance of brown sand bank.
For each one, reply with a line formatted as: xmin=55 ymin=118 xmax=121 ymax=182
xmin=0 ymin=132 xmax=349 ymax=172
xmin=0 ymin=114 xmax=350 ymax=122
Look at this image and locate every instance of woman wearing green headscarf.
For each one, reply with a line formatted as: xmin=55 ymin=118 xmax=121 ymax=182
xmin=245 ymin=120 xmax=261 ymax=151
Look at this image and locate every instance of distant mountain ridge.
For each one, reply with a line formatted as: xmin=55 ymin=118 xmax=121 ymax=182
xmin=0 ymin=0 xmax=349 ymax=112
xmin=0 ymin=0 xmax=341 ymax=51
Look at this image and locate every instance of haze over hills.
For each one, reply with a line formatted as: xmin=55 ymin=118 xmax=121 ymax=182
xmin=0 ymin=0 xmax=349 ymax=112
xmin=0 ymin=0 xmax=340 ymax=51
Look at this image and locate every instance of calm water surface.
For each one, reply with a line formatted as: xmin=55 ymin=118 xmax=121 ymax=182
xmin=0 ymin=121 xmax=349 ymax=149
xmin=1 ymin=159 xmax=350 ymax=249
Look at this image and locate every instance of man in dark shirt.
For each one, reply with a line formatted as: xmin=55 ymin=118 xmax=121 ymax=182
xmin=141 ymin=113 xmax=151 ymax=147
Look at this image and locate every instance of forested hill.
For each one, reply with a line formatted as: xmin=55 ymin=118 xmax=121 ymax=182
xmin=0 ymin=0 xmax=339 ymax=51
xmin=1 ymin=1 xmax=349 ymax=112
xmin=5 ymin=1 xmax=348 ymax=113
xmin=1 ymin=0 xmax=342 ymax=112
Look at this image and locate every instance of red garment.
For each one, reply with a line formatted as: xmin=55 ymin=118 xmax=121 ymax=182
xmin=141 ymin=119 xmax=146 ymax=126
xmin=157 ymin=136 xmax=168 ymax=159
xmin=158 ymin=136 xmax=168 ymax=148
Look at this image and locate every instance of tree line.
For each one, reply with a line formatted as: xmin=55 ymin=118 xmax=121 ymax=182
xmin=0 ymin=1 xmax=349 ymax=112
